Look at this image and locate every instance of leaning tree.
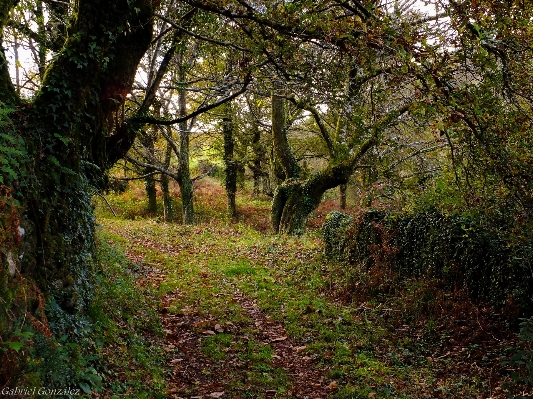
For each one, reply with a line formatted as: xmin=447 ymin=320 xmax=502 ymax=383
xmin=179 ymin=0 xmax=435 ymax=234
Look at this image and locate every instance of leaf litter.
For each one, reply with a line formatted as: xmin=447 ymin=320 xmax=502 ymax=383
xmin=101 ymin=217 xmax=530 ymax=398
xmin=105 ymin=221 xmax=332 ymax=398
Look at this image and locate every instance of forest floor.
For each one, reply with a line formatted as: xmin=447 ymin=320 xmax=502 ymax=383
xmin=94 ymin=179 xmax=529 ymax=399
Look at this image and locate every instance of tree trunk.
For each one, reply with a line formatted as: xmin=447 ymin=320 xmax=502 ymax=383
xmin=145 ymin=168 xmax=158 ymax=215
xmin=272 ymin=181 xmax=321 ymax=235
xmin=1 ymin=0 xmax=154 ymax=332
xmin=142 ymin=133 xmax=158 ymax=214
xmin=271 ymin=81 xmax=300 ymax=180
xmin=162 ymin=136 xmax=173 ymax=222
xmin=262 ymin=172 xmax=272 ymax=196
xmin=340 ymin=183 xmax=347 ymax=209
xmin=223 ymin=103 xmax=238 ymax=219
xmin=272 ymin=170 xmax=343 ymax=235
xmin=177 ymin=87 xmax=194 ymax=224
xmin=272 ymin=137 xmax=378 ymax=234
xmin=250 ymin=124 xmax=265 ymax=196
xmin=269 ymin=70 xmax=396 ymax=234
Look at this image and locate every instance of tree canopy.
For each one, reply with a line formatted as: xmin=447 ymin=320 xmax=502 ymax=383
xmin=1 ymin=2 xmax=533 ymax=388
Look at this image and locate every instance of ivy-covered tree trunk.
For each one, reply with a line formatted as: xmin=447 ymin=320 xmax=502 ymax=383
xmin=162 ymin=139 xmax=174 ymax=222
xmin=272 ymin=164 xmax=361 ymax=235
xmin=250 ymin=124 xmax=263 ymax=196
xmin=141 ymin=133 xmax=158 ymax=215
xmin=271 ymin=77 xmax=379 ymax=234
xmin=1 ymin=0 xmax=153 ymax=329
xmin=270 ymin=68 xmax=402 ymax=234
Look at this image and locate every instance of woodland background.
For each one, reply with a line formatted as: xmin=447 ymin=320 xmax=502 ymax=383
xmin=0 ymin=0 xmax=532 ymax=397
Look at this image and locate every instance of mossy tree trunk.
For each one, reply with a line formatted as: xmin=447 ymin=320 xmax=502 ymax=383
xmin=141 ymin=133 xmax=158 ymax=215
xmin=272 ymin=157 xmax=374 ymax=235
xmin=250 ymin=124 xmax=263 ymax=196
xmin=0 ymin=0 xmax=153 ymax=328
xmin=271 ymin=67 xmax=399 ymax=234
xmin=223 ymin=102 xmax=238 ymax=218
xmin=340 ymin=183 xmax=347 ymax=209
xmin=177 ymin=81 xmax=195 ymax=225
xmin=270 ymin=77 xmax=384 ymax=234
xmin=162 ymin=136 xmax=174 ymax=222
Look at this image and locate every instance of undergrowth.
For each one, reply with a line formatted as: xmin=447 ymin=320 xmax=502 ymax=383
xmin=0 ymin=229 xmax=165 ymax=397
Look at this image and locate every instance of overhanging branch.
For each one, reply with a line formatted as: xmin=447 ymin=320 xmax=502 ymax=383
xmin=129 ymin=73 xmax=252 ymax=126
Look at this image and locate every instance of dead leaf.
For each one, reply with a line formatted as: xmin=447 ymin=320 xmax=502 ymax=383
xmin=201 ymin=330 xmax=216 ymax=335
xmin=327 ymin=380 xmax=338 ymax=390
xmin=214 ymin=324 xmax=224 ymax=333
xmin=270 ymin=336 xmax=287 ymax=342
xmin=209 ymin=392 xmax=225 ymax=398
xmin=368 ymin=393 xmax=377 ymax=398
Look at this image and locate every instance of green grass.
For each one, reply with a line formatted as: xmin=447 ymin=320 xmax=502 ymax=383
xmin=90 ymin=237 xmax=166 ymax=397
xmin=92 ymin=181 xmax=519 ymax=398
xmin=96 ymin=216 xmax=434 ymax=397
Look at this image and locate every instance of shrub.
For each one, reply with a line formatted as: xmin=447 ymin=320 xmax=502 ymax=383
xmin=323 ymin=209 xmax=533 ymax=315
xmin=503 ymin=316 xmax=533 ymax=398
xmin=322 ymin=211 xmax=354 ymax=261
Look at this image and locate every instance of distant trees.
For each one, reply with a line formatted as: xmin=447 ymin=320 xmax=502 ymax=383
xmin=183 ymin=0 xmax=433 ymax=234
xmin=94 ymin=0 xmax=533 ymax=233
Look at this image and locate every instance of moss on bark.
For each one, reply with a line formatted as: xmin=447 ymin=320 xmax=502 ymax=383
xmin=0 ymin=0 xmax=154 ymax=341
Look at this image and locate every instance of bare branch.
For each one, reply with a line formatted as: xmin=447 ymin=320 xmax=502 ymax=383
xmin=155 ymin=13 xmax=252 ymax=53
xmin=130 ymin=73 xmax=253 ymax=126
xmin=125 ymin=155 xmax=180 ymax=181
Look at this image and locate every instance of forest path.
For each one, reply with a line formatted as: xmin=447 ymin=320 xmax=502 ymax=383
xmin=100 ymin=218 xmax=334 ymax=398
xmin=99 ymin=217 xmax=513 ymax=399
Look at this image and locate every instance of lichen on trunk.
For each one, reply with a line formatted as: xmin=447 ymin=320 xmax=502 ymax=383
xmin=223 ymin=102 xmax=238 ymax=219
xmin=177 ymin=84 xmax=194 ymax=225
xmin=272 ymin=180 xmax=322 ymax=235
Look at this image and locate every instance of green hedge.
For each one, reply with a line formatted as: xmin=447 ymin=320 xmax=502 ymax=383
xmin=323 ymin=209 xmax=533 ymax=314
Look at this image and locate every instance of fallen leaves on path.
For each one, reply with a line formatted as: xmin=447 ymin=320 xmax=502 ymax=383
xmin=109 ymin=224 xmax=333 ymax=398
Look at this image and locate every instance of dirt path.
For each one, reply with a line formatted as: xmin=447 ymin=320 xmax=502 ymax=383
xmin=110 ymin=226 xmax=333 ymax=398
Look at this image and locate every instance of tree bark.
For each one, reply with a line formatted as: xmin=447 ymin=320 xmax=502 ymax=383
xmin=249 ymin=123 xmax=265 ymax=196
xmin=1 ymin=0 xmax=154 ymax=329
xmin=272 ymin=133 xmax=379 ymax=234
xmin=271 ymin=71 xmax=408 ymax=234
xmin=162 ymin=134 xmax=174 ymax=222
xmin=340 ymin=183 xmax=347 ymax=209
xmin=141 ymin=132 xmax=158 ymax=214
xmin=271 ymin=80 xmax=300 ymax=180
xmin=177 ymin=85 xmax=194 ymax=224
xmin=223 ymin=103 xmax=238 ymax=219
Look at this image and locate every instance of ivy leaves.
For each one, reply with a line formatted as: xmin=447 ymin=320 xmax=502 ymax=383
xmin=0 ymin=104 xmax=26 ymax=186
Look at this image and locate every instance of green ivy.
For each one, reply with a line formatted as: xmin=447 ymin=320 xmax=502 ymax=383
xmin=323 ymin=209 xmax=533 ymax=314
xmin=503 ymin=317 xmax=533 ymax=398
xmin=0 ymin=103 xmax=26 ymax=186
